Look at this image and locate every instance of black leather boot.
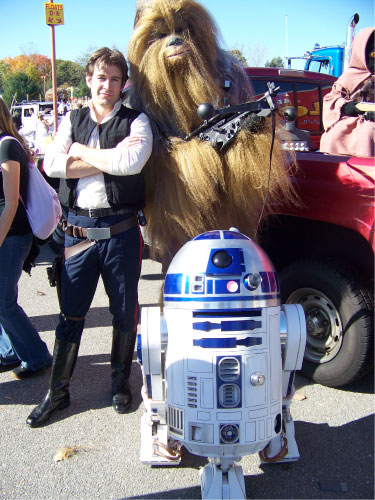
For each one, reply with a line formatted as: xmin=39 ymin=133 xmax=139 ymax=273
xmin=26 ymin=339 xmax=79 ymax=428
xmin=111 ymin=328 xmax=136 ymax=414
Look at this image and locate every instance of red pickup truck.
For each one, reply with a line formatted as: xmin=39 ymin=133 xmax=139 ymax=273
xmin=246 ymin=67 xmax=374 ymax=387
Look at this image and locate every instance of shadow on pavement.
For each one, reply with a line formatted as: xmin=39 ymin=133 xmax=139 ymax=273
xmin=0 ymin=354 xmax=144 ymax=420
xmin=125 ymin=414 xmax=374 ymax=499
xmin=295 ymin=370 xmax=374 ymax=395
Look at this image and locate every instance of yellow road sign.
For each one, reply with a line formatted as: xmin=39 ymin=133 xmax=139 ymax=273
xmin=45 ymin=3 xmax=64 ymax=26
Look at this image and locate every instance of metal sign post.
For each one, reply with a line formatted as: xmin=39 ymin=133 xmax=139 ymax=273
xmin=44 ymin=1 xmax=64 ymax=134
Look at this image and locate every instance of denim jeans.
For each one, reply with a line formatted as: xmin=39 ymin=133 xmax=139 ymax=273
xmin=0 ymin=322 xmax=19 ymax=364
xmin=0 ymin=233 xmax=52 ymax=370
xmin=56 ymin=213 xmax=143 ymax=343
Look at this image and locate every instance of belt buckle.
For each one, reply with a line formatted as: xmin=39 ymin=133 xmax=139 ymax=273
xmin=88 ymin=208 xmax=97 ymax=218
xmin=86 ymin=227 xmax=111 ymax=241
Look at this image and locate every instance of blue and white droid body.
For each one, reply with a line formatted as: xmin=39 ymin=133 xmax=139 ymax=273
xmin=139 ymin=230 xmax=306 ymax=499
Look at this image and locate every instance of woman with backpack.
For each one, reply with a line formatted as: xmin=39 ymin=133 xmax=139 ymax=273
xmin=0 ymin=97 xmax=52 ymax=377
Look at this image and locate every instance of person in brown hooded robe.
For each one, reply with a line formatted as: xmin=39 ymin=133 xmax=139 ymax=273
xmin=320 ymin=27 xmax=374 ymax=157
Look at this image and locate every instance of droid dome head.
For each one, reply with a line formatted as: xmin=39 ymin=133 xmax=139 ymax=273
xmin=164 ymin=229 xmax=280 ymax=310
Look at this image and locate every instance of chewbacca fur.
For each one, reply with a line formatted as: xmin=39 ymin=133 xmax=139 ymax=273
xmin=127 ymin=0 xmax=297 ymax=260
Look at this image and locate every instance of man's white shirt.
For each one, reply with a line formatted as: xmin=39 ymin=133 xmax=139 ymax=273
xmin=44 ymin=100 xmax=153 ymax=209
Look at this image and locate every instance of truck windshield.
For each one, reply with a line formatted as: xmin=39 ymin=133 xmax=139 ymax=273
xmin=308 ymin=59 xmax=331 ymax=75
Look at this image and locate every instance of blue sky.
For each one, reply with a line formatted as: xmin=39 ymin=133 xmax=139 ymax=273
xmin=0 ymin=0 xmax=373 ymax=69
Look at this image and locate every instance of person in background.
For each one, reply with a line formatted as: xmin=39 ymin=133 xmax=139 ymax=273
xmin=35 ymin=112 xmax=51 ymax=155
xmin=20 ymin=108 xmax=37 ymax=150
xmin=12 ymin=112 xmax=22 ymax=131
xmin=0 ymin=97 xmax=52 ymax=376
xmin=26 ymin=47 xmax=152 ymax=428
xmin=320 ymin=27 xmax=374 ymax=157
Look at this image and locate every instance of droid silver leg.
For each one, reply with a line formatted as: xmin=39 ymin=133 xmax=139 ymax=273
xmin=139 ymin=307 xmax=181 ymax=466
xmin=259 ymin=304 xmax=306 ymax=464
xmin=200 ymin=459 xmax=246 ymax=500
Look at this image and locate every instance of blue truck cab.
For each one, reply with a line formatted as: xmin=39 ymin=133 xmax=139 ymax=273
xmin=287 ymin=13 xmax=359 ymax=78
xmin=303 ymin=45 xmax=344 ymax=77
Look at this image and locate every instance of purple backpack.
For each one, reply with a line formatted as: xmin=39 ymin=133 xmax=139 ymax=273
xmin=0 ymin=136 xmax=62 ymax=240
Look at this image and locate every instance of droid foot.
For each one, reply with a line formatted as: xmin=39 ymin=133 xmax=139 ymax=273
xmin=259 ymin=418 xmax=300 ymax=463
xmin=200 ymin=461 xmax=246 ymax=500
xmin=140 ymin=413 xmax=181 ymax=466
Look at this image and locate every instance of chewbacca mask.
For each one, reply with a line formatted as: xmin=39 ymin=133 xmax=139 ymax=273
xmin=127 ymin=0 xmax=296 ymax=261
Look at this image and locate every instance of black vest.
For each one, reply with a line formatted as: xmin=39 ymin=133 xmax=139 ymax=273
xmin=59 ymin=106 xmax=145 ymax=210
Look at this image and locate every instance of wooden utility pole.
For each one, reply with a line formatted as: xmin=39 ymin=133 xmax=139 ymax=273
xmin=50 ymin=20 xmax=58 ymax=134
xmin=44 ymin=1 xmax=64 ymax=134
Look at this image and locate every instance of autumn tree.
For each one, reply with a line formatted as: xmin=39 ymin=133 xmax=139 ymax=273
xmin=4 ymin=54 xmax=51 ymax=82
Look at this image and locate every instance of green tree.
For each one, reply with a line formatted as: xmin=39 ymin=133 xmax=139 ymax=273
xmin=230 ymin=49 xmax=248 ymax=66
xmin=265 ymin=56 xmax=284 ymax=68
xmin=0 ymin=60 xmax=11 ymax=93
xmin=56 ymin=59 xmax=86 ymax=87
xmin=2 ymin=72 xmax=41 ymax=106
xmin=75 ymin=80 xmax=90 ymax=98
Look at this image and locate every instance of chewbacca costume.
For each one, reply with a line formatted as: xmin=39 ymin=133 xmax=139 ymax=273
xmin=127 ymin=0 xmax=296 ymax=264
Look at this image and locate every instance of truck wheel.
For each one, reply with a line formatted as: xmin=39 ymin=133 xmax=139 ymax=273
xmin=279 ymin=259 xmax=373 ymax=387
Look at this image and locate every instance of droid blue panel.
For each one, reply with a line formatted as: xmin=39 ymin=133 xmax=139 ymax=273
xmin=164 ymin=273 xmax=183 ymax=294
xmin=206 ymin=248 xmax=245 ymax=275
xmin=215 ymin=279 xmax=241 ymax=294
xmin=194 ymin=231 xmax=221 ymax=240
xmin=259 ymin=272 xmax=280 ymax=293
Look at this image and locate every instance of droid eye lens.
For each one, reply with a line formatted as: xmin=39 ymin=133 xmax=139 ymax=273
xmin=212 ymin=250 xmax=232 ymax=268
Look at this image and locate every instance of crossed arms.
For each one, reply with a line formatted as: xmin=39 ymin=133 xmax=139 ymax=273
xmin=44 ymin=108 xmax=153 ymax=180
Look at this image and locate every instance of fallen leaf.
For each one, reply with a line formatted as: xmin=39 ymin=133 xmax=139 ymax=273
xmin=293 ymin=392 xmax=307 ymax=401
xmin=53 ymin=446 xmax=83 ymax=462
xmin=37 ymin=291 xmax=46 ymax=296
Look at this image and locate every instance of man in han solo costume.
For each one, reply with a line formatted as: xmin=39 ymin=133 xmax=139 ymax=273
xmin=126 ymin=0 xmax=296 ymax=266
xmin=26 ymin=48 xmax=153 ymax=427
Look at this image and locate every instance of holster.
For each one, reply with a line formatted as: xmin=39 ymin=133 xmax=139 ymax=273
xmin=46 ymin=255 xmax=63 ymax=307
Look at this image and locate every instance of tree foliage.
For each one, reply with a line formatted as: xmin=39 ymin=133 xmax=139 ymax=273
xmin=265 ymin=56 xmax=284 ymax=68
xmin=2 ymin=72 xmax=41 ymax=106
xmin=230 ymin=49 xmax=248 ymax=66
xmin=56 ymin=59 xmax=85 ymax=87
xmin=4 ymin=54 xmax=51 ymax=81
xmin=0 ymin=60 xmax=11 ymax=92
xmin=0 ymin=53 xmax=88 ymax=103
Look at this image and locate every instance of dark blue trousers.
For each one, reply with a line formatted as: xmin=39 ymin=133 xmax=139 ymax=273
xmin=56 ymin=212 xmax=143 ymax=343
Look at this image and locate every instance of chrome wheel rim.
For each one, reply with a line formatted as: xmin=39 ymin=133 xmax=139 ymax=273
xmin=287 ymin=287 xmax=343 ymax=363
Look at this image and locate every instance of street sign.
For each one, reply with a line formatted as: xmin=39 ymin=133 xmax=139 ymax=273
xmin=44 ymin=3 xmax=64 ymax=25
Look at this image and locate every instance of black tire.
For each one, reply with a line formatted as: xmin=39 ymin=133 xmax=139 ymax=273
xmin=279 ymin=259 xmax=374 ymax=387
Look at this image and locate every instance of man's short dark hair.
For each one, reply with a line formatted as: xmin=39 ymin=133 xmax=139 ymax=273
xmin=86 ymin=47 xmax=128 ymax=86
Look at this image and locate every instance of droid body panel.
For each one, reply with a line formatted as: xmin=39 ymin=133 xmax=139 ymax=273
xmin=138 ymin=230 xmax=306 ymax=499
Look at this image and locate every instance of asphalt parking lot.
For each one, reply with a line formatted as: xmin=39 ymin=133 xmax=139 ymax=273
xmin=0 ymin=243 xmax=373 ymax=500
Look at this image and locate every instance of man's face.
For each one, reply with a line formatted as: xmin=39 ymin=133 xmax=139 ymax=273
xmin=86 ymin=63 xmax=123 ymax=110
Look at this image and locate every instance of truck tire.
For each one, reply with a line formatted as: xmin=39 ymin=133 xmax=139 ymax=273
xmin=279 ymin=259 xmax=374 ymax=387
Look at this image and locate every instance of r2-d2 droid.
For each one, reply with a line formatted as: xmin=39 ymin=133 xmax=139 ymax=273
xmin=138 ymin=229 xmax=306 ymax=499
